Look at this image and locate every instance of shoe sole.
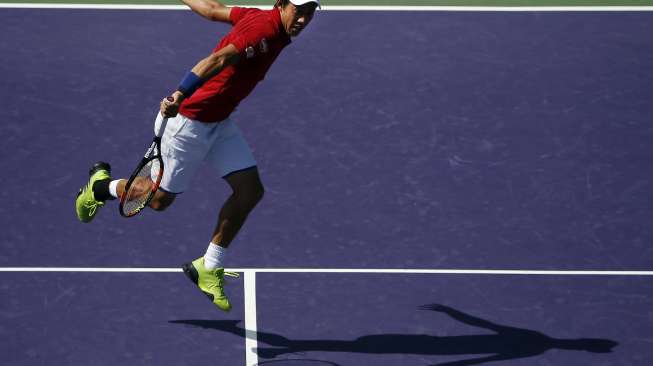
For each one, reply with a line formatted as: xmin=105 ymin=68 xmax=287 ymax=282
xmin=182 ymin=262 xmax=214 ymax=302
xmin=90 ymin=161 xmax=111 ymax=176
xmin=182 ymin=262 xmax=199 ymax=284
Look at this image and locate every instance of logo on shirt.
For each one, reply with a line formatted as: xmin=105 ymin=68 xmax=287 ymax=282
xmin=259 ymin=38 xmax=269 ymax=54
xmin=245 ymin=46 xmax=255 ymax=59
xmin=245 ymin=39 xmax=269 ymax=59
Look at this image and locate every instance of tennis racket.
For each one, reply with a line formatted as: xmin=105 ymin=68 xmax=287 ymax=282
xmin=119 ymin=107 xmax=170 ymax=217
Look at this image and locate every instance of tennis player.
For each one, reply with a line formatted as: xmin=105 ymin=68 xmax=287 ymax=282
xmin=75 ymin=0 xmax=320 ymax=311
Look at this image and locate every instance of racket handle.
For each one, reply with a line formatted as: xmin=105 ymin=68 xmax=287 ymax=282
xmin=156 ymin=96 xmax=175 ymax=137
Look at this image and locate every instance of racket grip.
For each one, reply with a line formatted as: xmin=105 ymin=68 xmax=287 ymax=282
xmin=155 ymin=96 xmax=176 ymax=136
xmin=156 ymin=114 xmax=170 ymax=138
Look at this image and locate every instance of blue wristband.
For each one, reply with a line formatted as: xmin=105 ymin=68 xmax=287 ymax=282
xmin=177 ymin=71 xmax=203 ymax=97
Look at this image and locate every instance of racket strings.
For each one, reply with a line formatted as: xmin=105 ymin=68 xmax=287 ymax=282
xmin=122 ymin=159 xmax=161 ymax=215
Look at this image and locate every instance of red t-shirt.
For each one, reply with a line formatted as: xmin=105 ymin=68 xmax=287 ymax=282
xmin=179 ymin=7 xmax=291 ymax=123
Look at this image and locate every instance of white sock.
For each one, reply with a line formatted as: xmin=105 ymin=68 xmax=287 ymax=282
xmin=109 ymin=180 xmax=120 ymax=199
xmin=204 ymin=242 xmax=227 ymax=270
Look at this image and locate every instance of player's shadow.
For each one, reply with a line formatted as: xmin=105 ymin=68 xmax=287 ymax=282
xmin=170 ymin=304 xmax=617 ymax=366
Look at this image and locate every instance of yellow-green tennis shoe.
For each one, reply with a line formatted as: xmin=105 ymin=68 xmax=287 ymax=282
xmin=75 ymin=162 xmax=111 ymax=223
xmin=182 ymin=257 xmax=239 ymax=312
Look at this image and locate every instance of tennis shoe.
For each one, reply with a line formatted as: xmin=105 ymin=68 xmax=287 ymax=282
xmin=182 ymin=257 xmax=239 ymax=312
xmin=75 ymin=162 xmax=111 ymax=223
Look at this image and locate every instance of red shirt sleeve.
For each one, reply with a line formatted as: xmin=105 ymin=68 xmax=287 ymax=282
xmin=229 ymin=6 xmax=245 ymax=25
xmin=226 ymin=10 xmax=277 ymax=56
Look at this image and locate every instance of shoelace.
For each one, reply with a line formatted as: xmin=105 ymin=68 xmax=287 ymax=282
xmin=83 ymin=199 xmax=103 ymax=216
xmin=208 ymin=271 xmax=240 ymax=291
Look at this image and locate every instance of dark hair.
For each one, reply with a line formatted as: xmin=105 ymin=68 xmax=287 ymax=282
xmin=275 ymin=0 xmax=291 ymax=8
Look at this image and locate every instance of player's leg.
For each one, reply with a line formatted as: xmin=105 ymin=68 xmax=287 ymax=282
xmin=183 ymin=119 xmax=259 ymax=312
xmin=211 ymin=167 xmax=264 ymax=247
xmin=111 ymin=113 xmax=186 ymax=211
xmin=76 ymin=165 xmax=178 ymax=221
xmin=206 ymin=119 xmax=261 ymax=253
xmin=182 ymin=168 xmax=262 ymax=312
xmin=112 ymin=179 xmax=177 ymax=211
xmin=75 ymin=114 xmax=202 ymax=222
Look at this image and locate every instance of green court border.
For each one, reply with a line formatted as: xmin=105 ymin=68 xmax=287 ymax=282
xmin=2 ymin=0 xmax=653 ymax=6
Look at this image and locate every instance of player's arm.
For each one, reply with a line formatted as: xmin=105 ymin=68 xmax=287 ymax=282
xmin=161 ymin=44 xmax=240 ymax=117
xmin=189 ymin=43 xmax=240 ymax=79
xmin=419 ymin=304 xmax=511 ymax=333
xmin=181 ymin=0 xmax=232 ymax=23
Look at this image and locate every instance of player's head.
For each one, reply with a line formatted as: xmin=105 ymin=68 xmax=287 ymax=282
xmin=275 ymin=0 xmax=319 ymax=37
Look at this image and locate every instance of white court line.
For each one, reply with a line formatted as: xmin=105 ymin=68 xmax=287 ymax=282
xmin=1 ymin=4 xmax=653 ymax=11
xmin=1 ymin=267 xmax=653 ymax=275
xmin=322 ymin=6 xmax=653 ymax=11
xmin=244 ymin=271 xmax=258 ymax=366
xmin=3 ymin=266 xmax=650 ymax=366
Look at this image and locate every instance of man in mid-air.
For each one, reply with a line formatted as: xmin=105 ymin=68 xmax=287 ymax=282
xmin=75 ymin=0 xmax=320 ymax=311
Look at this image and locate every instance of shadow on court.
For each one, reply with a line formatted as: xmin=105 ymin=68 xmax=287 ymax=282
xmin=170 ymin=304 xmax=617 ymax=366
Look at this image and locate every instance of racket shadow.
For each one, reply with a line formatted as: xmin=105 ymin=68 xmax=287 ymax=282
xmin=170 ymin=305 xmax=617 ymax=366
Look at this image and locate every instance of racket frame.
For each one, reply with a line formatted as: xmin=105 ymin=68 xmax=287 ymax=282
xmin=118 ymin=116 xmax=168 ymax=217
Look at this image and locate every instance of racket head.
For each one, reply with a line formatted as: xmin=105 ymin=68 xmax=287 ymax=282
xmin=119 ymin=141 xmax=164 ymax=217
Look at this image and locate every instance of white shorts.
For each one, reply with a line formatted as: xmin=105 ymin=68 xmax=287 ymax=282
xmin=153 ymin=113 xmax=257 ymax=194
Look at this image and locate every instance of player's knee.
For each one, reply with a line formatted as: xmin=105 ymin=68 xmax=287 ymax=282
xmin=251 ymin=183 xmax=264 ymax=205
xmin=149 ymin=193 xmax=175 ymax=211
xmin=237 ymin=182 xmax=264 ymax=212
xmin=149 ymin=199 xmax=171 ymax=211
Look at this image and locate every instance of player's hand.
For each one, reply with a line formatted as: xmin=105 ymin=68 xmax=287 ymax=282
xmin=160 ymin=91 xmax=185 ymax=118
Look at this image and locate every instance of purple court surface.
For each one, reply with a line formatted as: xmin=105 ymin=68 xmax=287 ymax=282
xmin=2 ymin=8 xmax=653 ymax=366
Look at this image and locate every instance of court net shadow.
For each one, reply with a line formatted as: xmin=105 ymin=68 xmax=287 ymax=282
xmin=170 ymin=304 xmax=617 ymax=366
